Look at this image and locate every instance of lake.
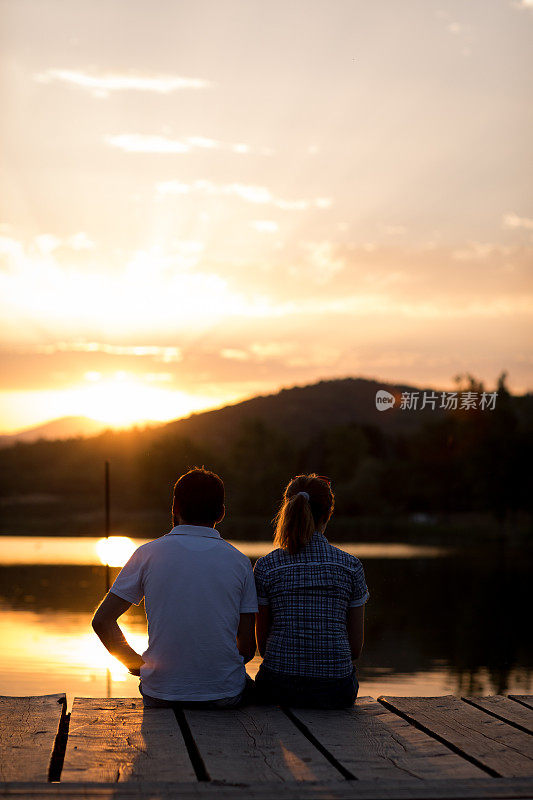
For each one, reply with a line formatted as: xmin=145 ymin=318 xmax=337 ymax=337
xmin=0 ymin=535 xmax=530 ymax=711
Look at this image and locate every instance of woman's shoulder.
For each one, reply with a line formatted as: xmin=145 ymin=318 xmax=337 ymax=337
xmin=326 ymin=541 xmax=365 ymax=570
xmin=254 ymin=547 xmax=288 ymax=570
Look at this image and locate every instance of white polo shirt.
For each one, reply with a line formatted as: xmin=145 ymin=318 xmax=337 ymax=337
xmin=110 ymin=524 xmax=258 ymax=701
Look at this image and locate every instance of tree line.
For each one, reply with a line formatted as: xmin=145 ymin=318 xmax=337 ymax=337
xmin=0 ymin=373 xmax=531 ymax=535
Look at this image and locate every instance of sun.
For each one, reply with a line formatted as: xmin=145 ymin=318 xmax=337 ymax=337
xmin=76 ymin=373 xmax=171 ymax=425
xmin=58 ymin=372 xmax=218 ymax=427
xmin=0 ymin=372 xmax=234 ymax=433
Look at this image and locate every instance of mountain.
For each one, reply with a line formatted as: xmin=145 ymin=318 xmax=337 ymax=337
xmin=0 ymin=376 xmax=480 ymax=451
xmin=153 ymin=376 xmax=450 ymax=447
xmin=0 ymin=416 xmax=113 ymax=447
xmin=1 ymin=373 xmax=528 ymax=534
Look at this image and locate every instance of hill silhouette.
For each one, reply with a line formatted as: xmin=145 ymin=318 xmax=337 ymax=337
xmin=0 ymin=376 xmax=447 ymax=450
xmin=0 ymin=416 xmax=112 ymax=447
xmin=0 ymin=373 xmax=531 ymax=538
xmin=157 ymin=376 xmax=446 ymax=448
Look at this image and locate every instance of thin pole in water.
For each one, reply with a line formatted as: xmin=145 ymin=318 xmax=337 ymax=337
xmin=105 ymin=460 xmax=110 ymax=594
xmin=104 ymin=459 xmax=111 ymax=699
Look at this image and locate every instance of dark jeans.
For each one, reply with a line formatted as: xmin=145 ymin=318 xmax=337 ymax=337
xmin=254 ymin=663 xmax=359 ymax=709
xmin=139 ymin=673 xmax=256 ymax=709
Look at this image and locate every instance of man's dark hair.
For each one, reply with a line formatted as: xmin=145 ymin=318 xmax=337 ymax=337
xmin=172 ymin=467 xmax=225 ymax=526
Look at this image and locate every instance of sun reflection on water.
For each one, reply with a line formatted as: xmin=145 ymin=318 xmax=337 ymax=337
xmin=95 ymin=536 xmax=136 ymax=567
xmin=0 ymin=609 xmax=149 ymax=707
xmin=57 ymin=627 xmax=149 ymax=683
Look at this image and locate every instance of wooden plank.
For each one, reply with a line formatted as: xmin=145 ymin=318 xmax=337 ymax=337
xmin=463 ymin=696 xmax=533 ymax=735
xmin=2 ymin=778 xmax=533 ymax=799
xmin=289 ymin=696 xmax=484 ymax=780
xmin=61 ymin=697 xmax=195 ymax=782
xmin=0 ymin=694 xmax=66 ymax=781
xmin=184 ymin=704 xmax=344 ymax=783
xmin=510 ymin=696 xmax=533 ymax=712
xmin=379 ymin=695 xmax=533 ymax=778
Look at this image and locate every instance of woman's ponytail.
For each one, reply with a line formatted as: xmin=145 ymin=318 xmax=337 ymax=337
xmin=273 ymin=474 xmax=334 ymax=555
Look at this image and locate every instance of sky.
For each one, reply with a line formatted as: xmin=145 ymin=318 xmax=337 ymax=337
xmin=0 ymin=0 xmax=532 ymax=432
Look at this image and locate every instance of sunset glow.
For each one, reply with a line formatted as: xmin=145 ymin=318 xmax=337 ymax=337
xmin=95 ymin=536 xmax=136 ymax=567
xmin=57 ymin=375 xmax=219 ymax=427
xmin=0 ymin=612 xmax=148 ymax=687
xmin=0 ymin=0 xmax=531 ymax=434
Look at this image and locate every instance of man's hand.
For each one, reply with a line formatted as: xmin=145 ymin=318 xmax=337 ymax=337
xmin=92 ymin=592 xmax=145 ymax=673
xmin=236 ymin=613 xmax=256 ymax=663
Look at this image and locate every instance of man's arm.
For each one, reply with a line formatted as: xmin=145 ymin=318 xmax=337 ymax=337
xmin=92 ymin=592 xmax=145 ymax=675
xmin=236 ymin=612 xmax=256 ymax=663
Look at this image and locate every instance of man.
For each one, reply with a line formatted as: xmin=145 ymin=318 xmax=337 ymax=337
xmin=92 ymin=467 xmax=258 ymax=708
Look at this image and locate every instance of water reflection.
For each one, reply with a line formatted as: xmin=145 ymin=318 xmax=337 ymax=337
xmin=1 ymin=610 xmax=147 ymax=682
xmin=0 ymin=536 xmax=531 ymax=707
xmin=95 ymin=536 xmax=136 ymax=567
xmin=0 ymin=610 xmax=147 ymax=710
xmin=0 ymin=535 xmax=137 ymax=566
xmin=0 ymin=535 xmax=448 ymax=565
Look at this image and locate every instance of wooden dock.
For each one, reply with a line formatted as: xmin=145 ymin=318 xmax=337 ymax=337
xmin=1 ymin=694 xmax=532 ymax=799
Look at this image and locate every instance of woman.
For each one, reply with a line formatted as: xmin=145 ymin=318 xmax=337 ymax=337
xmin=253 ymin=474 xmax=369 ymax=708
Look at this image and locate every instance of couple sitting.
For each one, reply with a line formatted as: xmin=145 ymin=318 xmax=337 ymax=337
xmin=92 ymin=467 xmax=369 ymax=709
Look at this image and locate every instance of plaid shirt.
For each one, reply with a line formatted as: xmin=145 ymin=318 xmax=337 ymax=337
xmin=254 ymin=531 xmax=369 ymax=678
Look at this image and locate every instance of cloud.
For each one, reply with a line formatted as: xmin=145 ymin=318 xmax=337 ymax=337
xmin=0 ymin=235 xmax=24 ymax=260
xmin=220 ymin=348 xmax=249 ymax=360
xmin=502 ymin=213 xmax=533 ymax=230
xmin=227 ymin=236 xmax=533 ymax=317
xmin=35 ymin=69 xmax=213 ymax=98
xmin=0 ymin=236 xmax=285 ymax=343
xmin=249 ymin=342 xmax=296 ymax=359
xmin=35 ymin=234 xmax=61 ymax=255
xmin=1 ymin=231 xmax=531 ymax=368
xmin=107 ymin=134 xmax=190 ymax=154
xmin=250 ymin=221 xmax=279 ymax=233
xmin=218 ymin=340 xmax=337 ymax=369
xmin=381 ymin=225 xmax=406 ymax=236
xmin=186 ymin=136 xmax=217 ymax=149
xmin=67 ymin=232 xmax=95 ymax=250
xmin=35 ymin=343 xmax=184 ymax=363
xmin=294 ymin=241 xmax=345 ymax=284
xmin=84 ymin=369 xmax=172 ymax=383
xmin=0 ymin=342 xmax=186 ymax=393
xmin=2 ymin=232 xmax=95 ymax=259
xmin=219 ymin=341 xmax=340 ymax=370
xmin=156 ymin=179 xmax=331 ymax=210
xmin=229 ymin=185 xmax=275 ymax=203
xmin=287 ymin=294 xmax=533 ymax=319
xmin=105 ymin=133 xmax=274 ymax=156
xmin=143 ymin=372 xmax=174 ymax=382
xmin=451 ymin=242 xmax=515 ymax=260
